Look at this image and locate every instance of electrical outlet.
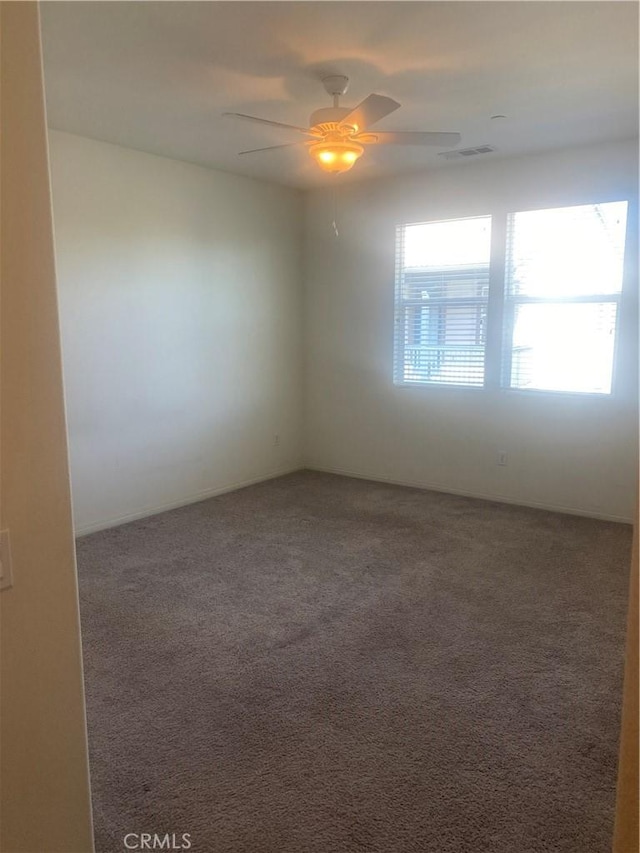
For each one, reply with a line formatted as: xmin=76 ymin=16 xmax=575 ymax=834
xmin=0 ymin=530 xmax=13 ymax=590
xmin=497 ymin=451 xmax=508 ymax=467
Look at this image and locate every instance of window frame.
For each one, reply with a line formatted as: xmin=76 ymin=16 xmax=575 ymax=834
xmin=393 ymin=214 xmax=493 ymax=390
xmin=392 ymin=199 xmax=633 ymax=399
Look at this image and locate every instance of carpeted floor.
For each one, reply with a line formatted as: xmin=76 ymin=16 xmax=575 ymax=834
xmin=76 ymin=471 xmax=632 ymax=853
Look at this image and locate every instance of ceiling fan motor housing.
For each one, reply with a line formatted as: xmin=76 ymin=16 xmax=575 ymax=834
xmin=309 ymin=106 xmax=355 ymax=133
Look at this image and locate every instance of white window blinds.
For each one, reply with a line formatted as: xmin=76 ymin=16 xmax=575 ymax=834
xmin=394 ymin=216 xmax=492 ymax=387
xmin=503 ymin=201 xmax=628 ymax=394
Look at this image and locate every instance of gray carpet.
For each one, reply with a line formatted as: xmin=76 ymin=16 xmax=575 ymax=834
xmin=76 ymin=471 xmax=632 ymax=853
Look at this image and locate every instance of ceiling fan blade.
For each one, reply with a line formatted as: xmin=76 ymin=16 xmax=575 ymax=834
xmin=339 ymin=94 xmax=401 ymax=131
xmin=223 ymin=112 xmax=312 ymax=135
xmin=367 ymin=131 xmax=461 ymax=147
xmin=239 ymin=142 xmax=307 ymax=156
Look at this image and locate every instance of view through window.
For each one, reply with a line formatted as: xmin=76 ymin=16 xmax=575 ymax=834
xmin=394 ymin=202 xmax=628 ymax=394
xmin=504 ymin=201 xmax=628 ymax=394
xmin=394 ymin=216 xmax=492 ymax=387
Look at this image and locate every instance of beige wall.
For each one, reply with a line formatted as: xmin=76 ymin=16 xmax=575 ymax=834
xmin=48 ymin=131 xmax=304 ymax=534
xmin=0 ymin=4 xmax=94 ymax=852
xmin=613 ymin=511 xmax=639 ymax=853
xmin=304 ymin=140 xmax=639 ymax=522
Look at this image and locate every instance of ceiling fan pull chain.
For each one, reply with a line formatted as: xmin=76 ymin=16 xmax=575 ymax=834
xmin=332 ymin=186 xmax=339 ymax=238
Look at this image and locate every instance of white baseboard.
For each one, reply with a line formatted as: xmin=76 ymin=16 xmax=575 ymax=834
xmin=74 ymin=465 xmax=304 ymax=537
xmin=305 ymin=465 xmax=633 ymax=524
xmin=75 ymin=462 xmax=633 ymax=536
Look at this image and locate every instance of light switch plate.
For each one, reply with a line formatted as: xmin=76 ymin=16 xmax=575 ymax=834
xmin=0 ymin=530 xmax=13 ymax=590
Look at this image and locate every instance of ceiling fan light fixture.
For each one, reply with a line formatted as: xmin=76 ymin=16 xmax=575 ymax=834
xmin=309 ymin=139 xmax=364 ymax=173
xmin=226 ymin=77 xmax=460 ymax=178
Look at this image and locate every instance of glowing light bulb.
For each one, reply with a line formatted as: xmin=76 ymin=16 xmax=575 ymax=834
xmin=309 ymin=139 xmax=364 ymax=174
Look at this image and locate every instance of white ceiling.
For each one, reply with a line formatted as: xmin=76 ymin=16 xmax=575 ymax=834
xmin=40 ymin=1 xmax=639 ymax=190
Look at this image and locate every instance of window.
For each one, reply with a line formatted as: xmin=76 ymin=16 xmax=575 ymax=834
xmin=394 ymin=216 xmax=492 ymax=386
xmin=503 ymin=202 xmax=628 ymax=394
xmin=394 ymin=201 xmax=629 ymax=395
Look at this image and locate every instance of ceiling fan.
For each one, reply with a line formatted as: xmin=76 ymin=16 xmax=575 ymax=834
xmin=223 ymin=75 xmax=461 ymax=174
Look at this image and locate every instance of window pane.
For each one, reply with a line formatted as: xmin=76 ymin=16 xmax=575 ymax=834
xmin=507 ymin=201 xmax=627 ymax=298
xmin=395 ymin=217 xmax=491 ymax=387
xmin=401 ymin=301 xmax=486 ymax=386
xmin=404 ymin=217 xmax=492 ymax=269
xmin=509 ymin=301 xmax=618 ymax=394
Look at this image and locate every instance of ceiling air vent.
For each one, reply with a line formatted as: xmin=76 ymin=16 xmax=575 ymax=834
xmin=439 ymin=145 xmax=497 ymax=160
